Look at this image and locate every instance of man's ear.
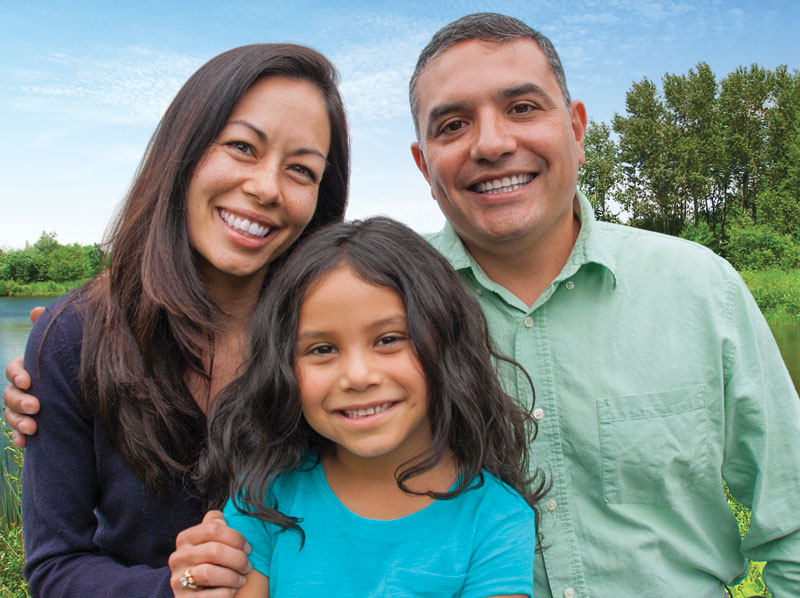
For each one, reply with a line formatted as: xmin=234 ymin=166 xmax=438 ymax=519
xmin=411 ymin=142 xmax=436 ymax=200
xmin=411 ymin=141 xmax=431 ymax=183
xmin=570 ymin=100 xmax=588 ymax=166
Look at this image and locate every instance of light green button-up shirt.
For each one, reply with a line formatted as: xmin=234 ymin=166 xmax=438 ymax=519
xmin=426 ymin=192 xmax=800 ymax=597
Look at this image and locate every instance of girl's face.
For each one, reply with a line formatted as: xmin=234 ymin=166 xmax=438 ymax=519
xmin=295 ymin=265 xmax=431 ymax=465
xmin=186 ymin=76 xmax=331 ymax=286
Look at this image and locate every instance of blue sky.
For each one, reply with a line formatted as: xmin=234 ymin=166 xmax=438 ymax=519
xmin=2 ymin=0 xmax=798 ymax=249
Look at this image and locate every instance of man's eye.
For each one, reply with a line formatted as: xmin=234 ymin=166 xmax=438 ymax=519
xmin=511 ymin=103 xmax=535 ymax=114
xmin=439 ymin=120 xmax=465 ymax=135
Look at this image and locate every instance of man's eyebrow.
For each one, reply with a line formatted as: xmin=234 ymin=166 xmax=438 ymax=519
xmin=499 ymin=82 xmax=550 ymax=100
xmin=227 ymin=119 xmax=326 ymax=160
xmin=426 ymin=101 xmax=468 ymax=132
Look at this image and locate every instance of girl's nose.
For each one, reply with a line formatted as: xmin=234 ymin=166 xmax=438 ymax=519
xmin=338 ymin=352 xmax=379 ymax=392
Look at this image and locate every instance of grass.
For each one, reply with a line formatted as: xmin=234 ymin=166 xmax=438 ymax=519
xmin=1 ymin=432 xmax=27 ymax=598
xmin=725 ymin=483 xmax=771 ymax=598
xmin=740 ymin=268 xmax=800 ymax=320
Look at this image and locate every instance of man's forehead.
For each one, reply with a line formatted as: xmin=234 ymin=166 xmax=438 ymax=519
xmin=415 ymin=39 xmax=554 ymax=116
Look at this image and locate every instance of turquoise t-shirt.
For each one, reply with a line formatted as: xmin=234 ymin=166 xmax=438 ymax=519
xmin=224 ymin=461 xmax=535 ymax=597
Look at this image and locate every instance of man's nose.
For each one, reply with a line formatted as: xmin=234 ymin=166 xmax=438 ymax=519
xmin=470 ymin=113 xmax=517 ymax=162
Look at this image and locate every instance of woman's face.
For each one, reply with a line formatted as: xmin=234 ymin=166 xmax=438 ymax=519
xmin=186 ymin=76 xmax=331 ymax=286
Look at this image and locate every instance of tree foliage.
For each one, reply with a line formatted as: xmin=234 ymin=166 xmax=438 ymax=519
xmin=582 ymin=62 xmax=800 ymax=268
xmin=0 ymin=233 xmax=105 ymax=284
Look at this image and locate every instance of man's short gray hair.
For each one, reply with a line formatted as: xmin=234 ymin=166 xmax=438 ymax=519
xmin=409 ymin=13 xmax=571 ymax=138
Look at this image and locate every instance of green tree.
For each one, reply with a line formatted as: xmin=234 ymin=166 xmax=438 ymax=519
xmin=759 ymin=66 xmax=800 ymax=239
xmin=32 ymin=231 xmax=60 ymax=255
xmin=613 ymin=78 xmax=683 ymax=234
xmin=579 ymin=119 xmax=621 ymax=222
xmin=46 ymin=244 xmax=91 ymax=282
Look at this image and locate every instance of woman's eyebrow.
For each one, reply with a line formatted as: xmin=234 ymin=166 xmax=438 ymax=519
xmin=229 ymin=119 xmax=267 ymax=143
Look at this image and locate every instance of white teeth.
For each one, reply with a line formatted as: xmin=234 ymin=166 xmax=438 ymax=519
xmin=473 ymin=173 xmax=535 ymax=194
xmin=219 ymin=209 xmax=272 ymax=238
xmin=343 ymin=402 xmax=392 ymax=419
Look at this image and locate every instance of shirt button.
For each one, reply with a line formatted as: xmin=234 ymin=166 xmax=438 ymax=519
xmin=475 ymin=287 xmax=482 ymax=295
xmin=565 ymin=281 xmax=575 ymax=290
xmin=546 ymin=499 xmax=557 ymax=511
xmin=533 ymin=408 xmax=544 ymax=420
xmin=523 ymin=316 xmax=534 ymax=328
xmin=564 ymin=588 xmax=575 ymax=598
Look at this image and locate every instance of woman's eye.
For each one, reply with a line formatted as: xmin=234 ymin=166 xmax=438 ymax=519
xmin=291 ymin=164 xmax=318 ymax=182
xmin=227 ymin=141 xmax=254 ymax=155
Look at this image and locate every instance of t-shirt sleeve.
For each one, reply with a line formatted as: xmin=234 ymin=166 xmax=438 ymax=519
xmin=223 ymin=498 xmax=276 ymax=578
xmin=460 ymin=485 xmax=536 ymax=598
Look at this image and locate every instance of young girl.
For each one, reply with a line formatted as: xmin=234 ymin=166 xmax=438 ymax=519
xmin=199 ymin=217 xmax=545 ymax=597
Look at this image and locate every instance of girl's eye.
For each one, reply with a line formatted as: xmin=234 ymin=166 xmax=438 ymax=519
xmin=308 ymin=344 xmax=336 ymax=356
xmin=376 ymin=335 xmax=405 ymax=348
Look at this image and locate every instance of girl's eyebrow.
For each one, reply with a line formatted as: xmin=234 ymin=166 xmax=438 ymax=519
xmin=227 ymin=119 xmax=327 ymax=160
xmin=296 ymin=315 xmax=407 ymax=343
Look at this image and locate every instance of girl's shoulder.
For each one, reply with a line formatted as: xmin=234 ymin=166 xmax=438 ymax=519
xmin=462 ymin=470 xmax=533 ymax=518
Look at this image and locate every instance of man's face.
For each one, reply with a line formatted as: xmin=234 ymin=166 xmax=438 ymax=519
xmin=411 ymin=39 xmax=587 ymax=256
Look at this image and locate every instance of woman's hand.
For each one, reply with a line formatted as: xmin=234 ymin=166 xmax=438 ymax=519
xmin=169 ymin=510 xmax=253 ymax=597
xmin=3 ymin=307 xmax=44 ymax=448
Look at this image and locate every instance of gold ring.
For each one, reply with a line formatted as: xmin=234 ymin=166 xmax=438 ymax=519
xmin=180 ymin=566 xmax=198 ymax=590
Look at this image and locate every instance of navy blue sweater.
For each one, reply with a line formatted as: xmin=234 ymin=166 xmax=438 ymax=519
xmin=22 ymin=295 xmax=204 ymax=597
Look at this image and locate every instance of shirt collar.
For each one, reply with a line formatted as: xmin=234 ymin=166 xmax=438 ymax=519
xmin=436 ymin=190 xmax=618 ymax=288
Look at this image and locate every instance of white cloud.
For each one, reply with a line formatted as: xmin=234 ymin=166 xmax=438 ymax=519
xmin=4 ymin=46 xmax=205 ymax=126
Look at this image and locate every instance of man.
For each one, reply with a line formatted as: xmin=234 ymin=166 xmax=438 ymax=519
xmin=6 ymin=12 xmax=800 ymax=598
xmin=409 ymin=13 xmax=800 ymax=597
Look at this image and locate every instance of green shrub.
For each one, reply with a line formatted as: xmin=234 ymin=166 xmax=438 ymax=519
xmin=725 ymin=224 xmax=800 ymax=271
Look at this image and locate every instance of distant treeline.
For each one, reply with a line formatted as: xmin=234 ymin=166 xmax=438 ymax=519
xmin=580 ymin=62 xmax=799 ymax=272
xmin=0 ymin=232 xmax=102 ymax=295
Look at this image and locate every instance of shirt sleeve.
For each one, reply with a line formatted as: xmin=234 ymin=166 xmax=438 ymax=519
xmin=459 ymin=488 xmax=536 ymax=598
xmin=21 ymin=302 xmax=173 ymax=598
xmin=721 ymin=269 xmax=800 ymax=595
xmin=223 ymin=498 xmax=276 ymax=578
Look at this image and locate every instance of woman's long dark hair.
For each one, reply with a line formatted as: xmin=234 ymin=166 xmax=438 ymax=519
xmin=202 ymin=217 xmax=546 ymax=534
xmin=77 ymin=44 xmax=349 ymax=494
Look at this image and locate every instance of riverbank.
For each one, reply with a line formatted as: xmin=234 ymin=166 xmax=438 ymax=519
xmin=0 ymin=279 xmax=87 ymax=298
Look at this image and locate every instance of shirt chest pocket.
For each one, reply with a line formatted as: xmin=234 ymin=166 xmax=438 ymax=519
xmin=383 ymin=568 xmax=464 ymax=598
xmin=597 ymin=384 xmax=717 ymax=506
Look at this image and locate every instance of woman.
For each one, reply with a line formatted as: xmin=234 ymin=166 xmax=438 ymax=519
xmin=11 ymin=43 xmax=349 ymax=597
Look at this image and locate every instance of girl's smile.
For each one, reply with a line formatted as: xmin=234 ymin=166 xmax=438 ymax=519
xmin=295 ymin=265 xmax=431 ymax=466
